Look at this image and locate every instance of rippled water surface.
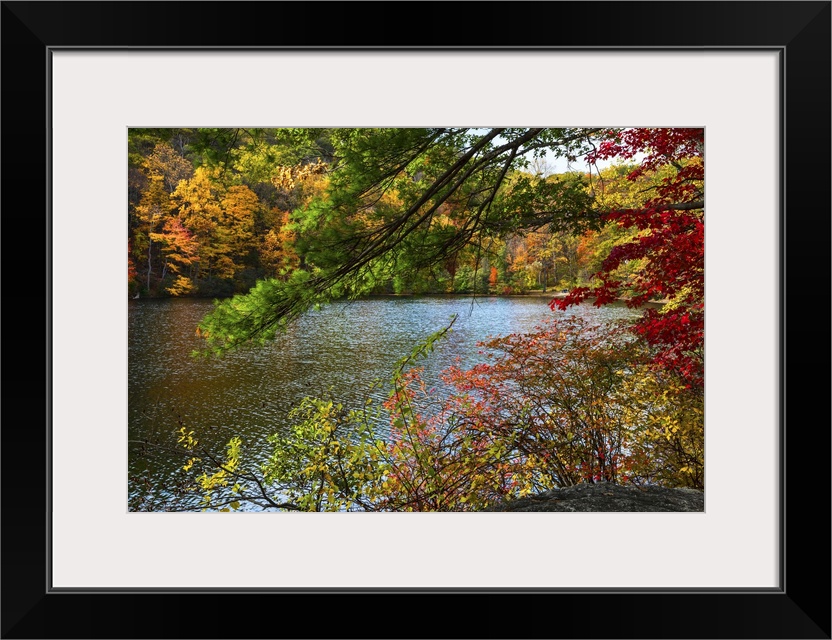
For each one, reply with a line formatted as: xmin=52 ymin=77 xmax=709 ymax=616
xmin=128 ymin=295 xmax=641 ymax=507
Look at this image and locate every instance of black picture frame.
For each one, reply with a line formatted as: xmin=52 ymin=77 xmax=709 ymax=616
xmin=3 ymin=2 xmax=829 ymax=638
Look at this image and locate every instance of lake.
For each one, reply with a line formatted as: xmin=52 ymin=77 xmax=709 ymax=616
xmin=128 ymin=295 xmax=642 ymax=509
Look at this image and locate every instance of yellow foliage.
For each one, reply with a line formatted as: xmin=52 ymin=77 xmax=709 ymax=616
xmin=620 ymin=367 xmax=704 ymax=489
xmin=166 ymin=275 xmax=195 ymax=296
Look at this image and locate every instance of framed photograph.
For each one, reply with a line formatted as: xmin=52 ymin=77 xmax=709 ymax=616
xmin=4 ymin=1 xmax=829 ymax=637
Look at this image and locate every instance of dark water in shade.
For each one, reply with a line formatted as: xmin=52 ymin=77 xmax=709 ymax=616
xmin=128 ymin=295 xmax=640 ymax=509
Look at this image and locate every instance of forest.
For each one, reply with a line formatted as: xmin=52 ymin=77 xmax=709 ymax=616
xmin=128 ymin=127 xmax=704 ymax=511
xmin=129 ymin=128 xmax=687 ymax=301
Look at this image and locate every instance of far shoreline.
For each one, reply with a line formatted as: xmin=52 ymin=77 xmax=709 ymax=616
xmin=131 ymin=290 xmax=667 ymax=307
xmin=362 ymin=291 xmax=668 ymax=306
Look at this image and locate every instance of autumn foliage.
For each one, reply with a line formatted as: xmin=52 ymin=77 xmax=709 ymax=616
xmin=130 ymin=128 xmax=706 ymax=512
xmin=377 ymin=318 xmax=703 ymax=511
xmin=551 ymin=128 xmax=704 ymax=385
xmin=168 ymin=318 xmax=703 ymax=512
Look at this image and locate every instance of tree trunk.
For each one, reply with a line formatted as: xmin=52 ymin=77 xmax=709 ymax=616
xmin=146 ymin=240 xmax=152 ymax=292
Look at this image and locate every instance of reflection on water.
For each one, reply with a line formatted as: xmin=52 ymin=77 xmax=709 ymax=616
xmin=129 ymin=295 xmax=640 ymax=507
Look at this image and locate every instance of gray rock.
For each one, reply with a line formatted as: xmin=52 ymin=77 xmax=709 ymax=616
xmin=483 ymin=482 xmax=704 ymax=512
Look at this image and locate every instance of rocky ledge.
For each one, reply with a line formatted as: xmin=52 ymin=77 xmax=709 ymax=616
xmin=484 ymin=482 xmax=704 ymax=512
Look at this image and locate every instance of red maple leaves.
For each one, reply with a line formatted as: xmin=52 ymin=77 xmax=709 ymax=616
xmin=551 ymin=128 xmax=704 ymax=386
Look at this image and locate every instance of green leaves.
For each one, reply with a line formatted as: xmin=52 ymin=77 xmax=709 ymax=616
xmin=259 ymin=394 xmax=390 ymax=512
xmin=186 ymin=127 xmax=608 ymax=352
xmin=195 ymin=271 xmax=312 ymax=354
xmin=392 ymin=314 xmax=457 ymax=379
